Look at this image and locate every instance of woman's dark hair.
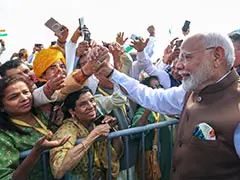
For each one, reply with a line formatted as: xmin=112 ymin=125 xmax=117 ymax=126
xmin=0 ymin=59 xmax=23 ymax=77
xmin=137 ymin=76 xmax=162 ymax=109
xmin=0 ymin=75 xmax=32 ymax=134
xmin=140 ymin=76 xmax=159 ymax=87
xmin=63 ymin=86 xmax=93 ymax=118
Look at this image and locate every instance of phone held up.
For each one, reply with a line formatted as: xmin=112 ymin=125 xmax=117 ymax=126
xmin=79 ymin=17 xmax=91 ymax=43
xmin=45 ymin=17 xmax=64 ymax=34
xmin=130 ymin=34 xmax=139 ymax=41
xmin=78 ymin=17 xmax=84 ymax=30
xmin=182 ymin=20 xmax=191 ymax=32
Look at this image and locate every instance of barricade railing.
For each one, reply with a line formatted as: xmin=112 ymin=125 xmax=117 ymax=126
xmin=20 ymin=119 xmax=179 ymax=180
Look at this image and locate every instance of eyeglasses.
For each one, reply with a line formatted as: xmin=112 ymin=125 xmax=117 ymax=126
xmin=179 ymin=46 xmax=215 ymax=63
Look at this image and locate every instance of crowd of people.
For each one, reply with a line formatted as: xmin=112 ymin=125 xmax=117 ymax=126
xmin=0 ymin=20 xmax=240 ymax=180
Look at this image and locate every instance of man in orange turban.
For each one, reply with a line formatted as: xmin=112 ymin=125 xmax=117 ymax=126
xmin=33 ymin=47 xmax=66 ymax=82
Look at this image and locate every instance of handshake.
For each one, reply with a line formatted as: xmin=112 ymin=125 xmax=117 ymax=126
xmin=81 ymin=45 xmax=114 ymax=78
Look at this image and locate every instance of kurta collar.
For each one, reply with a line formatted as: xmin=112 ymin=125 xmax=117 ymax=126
xmin=200 ymin=69 xmax=239 ymax=94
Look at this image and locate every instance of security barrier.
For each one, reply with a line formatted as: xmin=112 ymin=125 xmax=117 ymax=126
xmin=20 ymin=119 xmax=178 ymax=180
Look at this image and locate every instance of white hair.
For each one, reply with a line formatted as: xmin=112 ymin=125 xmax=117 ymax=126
xmin=202 ymin=32 xmax=235 ymax=69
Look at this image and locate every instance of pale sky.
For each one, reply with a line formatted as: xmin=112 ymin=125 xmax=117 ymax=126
xmin=0 ymin=0 xmax=239 ymax=63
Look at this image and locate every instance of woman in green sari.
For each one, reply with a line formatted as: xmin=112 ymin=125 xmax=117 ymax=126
xmin=0 ymin=75 xmax=70 ymax=180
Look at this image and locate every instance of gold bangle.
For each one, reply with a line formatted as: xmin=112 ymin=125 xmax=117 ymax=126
xmin=80 ymin=141 xmax=87 ymax=149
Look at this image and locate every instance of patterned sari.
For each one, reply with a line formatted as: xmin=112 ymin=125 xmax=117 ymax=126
xmin=0 ymin=109 xmax=56 ymax=180
xmin=50 ymin=118 xmax=120 ymax=180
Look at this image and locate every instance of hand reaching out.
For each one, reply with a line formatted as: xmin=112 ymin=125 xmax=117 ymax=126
xmin=108 ymin=42 xmax=125 ymax=70
xmin=163 ymin=37 xmax=180 ymax=64
xmin=76 ymin=41 xmax=90 ymax=57
xmin=35 ymin=133 xmax=71 ymax=152
xmin=116 ymin=32 xmax=128 ymax=45
xmin=43 ymin=69 xmax=66 ymax=98
xmin=46 ymin=69 xmax=66 ymax=90
xmin=109 ymin=42 xmax=125 ymax=57
xmin=131 ymin=38 xmax=149 ymax=52
xmin=82 ymin=46 xmax=110 ymax=75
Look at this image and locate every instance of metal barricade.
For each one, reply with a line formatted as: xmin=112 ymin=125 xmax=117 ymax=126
xmin=20 ymin=119 xmax=178 ymax=180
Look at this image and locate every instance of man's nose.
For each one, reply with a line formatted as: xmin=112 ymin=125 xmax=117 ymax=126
xmin=175 ymin=60 xmax=185 ymax=71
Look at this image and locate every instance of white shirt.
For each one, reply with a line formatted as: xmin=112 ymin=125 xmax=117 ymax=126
xmin=65 ymin=41 xmax=77 ymax=76
xmin=111 ymin=69 xmax=185 ymax=115
xmin=136 ymin=50 xmax=171 ymax=89
xmin=110 ymin=68 xmax=240 ymax=158
xmin=145 ymin=36 xmax=156 ymax=59
xmin=130 ymin=50 xmax=171 ymax=89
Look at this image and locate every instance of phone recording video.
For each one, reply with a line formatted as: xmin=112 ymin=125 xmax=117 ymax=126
xmin=35 ymin=44 xmax=43 ymax=48
xmin=102 ymin=41 xmax=111 ymax=49
xmin=45 ymin=17 xmax=64 ymax=34
xmin=182 ymin=20 xmax=191 ymax=33
xmin=78 ymin=17 xmax=84 ymax=30
xmin=84 ymin=33 xmax=91 ymax=43
xmin=130 ymin=34 xmax=139 ymax=41
xmin=82 ymin=25 xmax=91 ymax=43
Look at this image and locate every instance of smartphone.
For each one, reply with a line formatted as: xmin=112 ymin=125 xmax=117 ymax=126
xmin=45 ymin=17 xmax=63 ymax=34
xmin=78 ymin=17 xmax=84 ymax=30
xmin=35 ymin=43 xmax=43 ymax=47
xmin=93 ymin=114 xmax=105 ymax=126
xmin=175 ymin=39 xmax=183 ymax=48
xmin=102 ymin=41 xmax=111 ymax=49
xmin=182 ymin=20 xmax=191 ymax=32
xmin=130 ymin=34 xmax=139 ymax=41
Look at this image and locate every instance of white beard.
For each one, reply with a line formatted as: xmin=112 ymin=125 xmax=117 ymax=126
xmin=182 ymin=60 xmax=214 ymax=91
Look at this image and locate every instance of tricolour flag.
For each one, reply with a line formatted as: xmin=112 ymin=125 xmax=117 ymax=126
xmin=0 ymin=29 xmax=7 ymax=36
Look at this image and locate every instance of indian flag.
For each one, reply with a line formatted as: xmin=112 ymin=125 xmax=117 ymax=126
xmin=0 ymin=29 xmax=8 ymax=37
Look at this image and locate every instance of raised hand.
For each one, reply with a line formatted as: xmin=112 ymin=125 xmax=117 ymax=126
xmin=55 ymin=25 xmax=69 ymax=44
xmin=163 ymin=37 xmax=180 ymax=64
xmin=70 ymin=27 xmax=83 ymax=44
xmin=131 ymin=37 xmax=149 ymax=52
xmin=76 ymin=41 xmax=90 ymax=57
xmin=80 ymin=46 xmax=110 ymax=76
xmin=170 ymin=37 xmax=179 ymax=48
xmin=109 ymin=42 xmax=125 ymax=56
xmin=109 ymin=42 xmax=125 ymax=70
xmin=46 ymin=69 xmax=65 ymax=89
xmin=116 ymin=32 xmax=128 ymax=45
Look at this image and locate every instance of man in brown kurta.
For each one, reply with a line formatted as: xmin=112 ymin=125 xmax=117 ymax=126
xmin=93 ymin=32 xmax=240 ymax=180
